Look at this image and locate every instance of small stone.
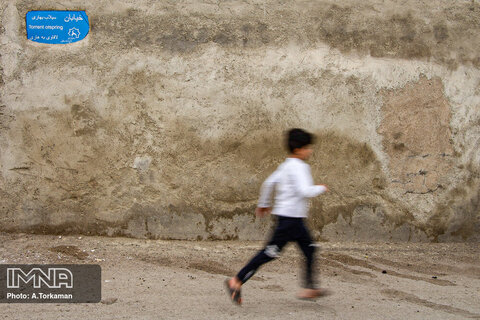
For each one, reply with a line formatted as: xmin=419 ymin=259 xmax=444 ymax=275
xmin=382 ymin=270 xmax=387 ymax=274
xmin=101 ymin=298 xmax=118 ymax=305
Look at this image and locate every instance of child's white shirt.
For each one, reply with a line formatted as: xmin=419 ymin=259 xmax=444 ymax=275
xmin=257 ymin=157 xmax=326 ymax=218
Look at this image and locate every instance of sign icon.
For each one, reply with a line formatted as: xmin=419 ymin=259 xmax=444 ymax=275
xmin=68 ymin=28 xmax=81 ymax=39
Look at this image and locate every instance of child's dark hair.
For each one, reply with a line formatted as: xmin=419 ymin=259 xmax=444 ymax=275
xmin=286 ymin=128 xmax=315 ymax=153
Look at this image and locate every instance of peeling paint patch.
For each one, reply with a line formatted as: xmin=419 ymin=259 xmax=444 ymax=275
xmin=378 ymin=76 xmax=454 ymax=195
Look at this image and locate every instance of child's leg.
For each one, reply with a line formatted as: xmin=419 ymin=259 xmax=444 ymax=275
xmin=296 ymin=220 xmax=317 ymax=289
xmin=235 ymin=245 xmax=281 ymax=284
xmin=235 ymin=216 xmax=292 ymax=284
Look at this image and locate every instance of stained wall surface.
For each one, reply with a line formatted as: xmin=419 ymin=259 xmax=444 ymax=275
xmin=1 ymin=0 xmax=479 ymax=241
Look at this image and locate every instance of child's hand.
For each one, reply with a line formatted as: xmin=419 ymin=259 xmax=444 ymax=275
xmin=256 ymin=207 xmax=272 ymax=217
xmin=318 ymin=184 xmax=328 ymax=192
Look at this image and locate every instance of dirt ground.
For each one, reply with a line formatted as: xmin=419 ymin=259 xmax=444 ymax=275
xmin=0 ymin=232 xmax=479 ymax=320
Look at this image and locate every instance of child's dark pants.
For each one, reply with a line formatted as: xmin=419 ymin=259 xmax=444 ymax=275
xmin=236 ymin=215 xmax=317 ymax=289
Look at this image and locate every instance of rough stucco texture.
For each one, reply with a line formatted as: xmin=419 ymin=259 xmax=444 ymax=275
xmin=1 ymin=0 xmax=479 ymax=241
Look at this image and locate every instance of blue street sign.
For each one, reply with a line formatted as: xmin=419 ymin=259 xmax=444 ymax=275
xmin=26 ymin=11 xmax=89 ymax=44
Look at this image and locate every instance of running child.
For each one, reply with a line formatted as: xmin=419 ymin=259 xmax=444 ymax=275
xmin=225 ymin=128 xmax=330 ymax=305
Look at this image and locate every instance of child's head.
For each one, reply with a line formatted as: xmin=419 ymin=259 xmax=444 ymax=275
xmin=286 ymin=128 xmax=315 ymax=160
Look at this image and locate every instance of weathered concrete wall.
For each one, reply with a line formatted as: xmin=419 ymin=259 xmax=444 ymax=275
xmin=1 ymin=0 xmax=479 ymax=241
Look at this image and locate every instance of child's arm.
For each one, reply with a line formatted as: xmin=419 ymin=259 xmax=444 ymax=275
xmin=256 ymin=169 xmax=281 ymax=216
xmin=295 ymin=165 xmax=327 ymax=197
